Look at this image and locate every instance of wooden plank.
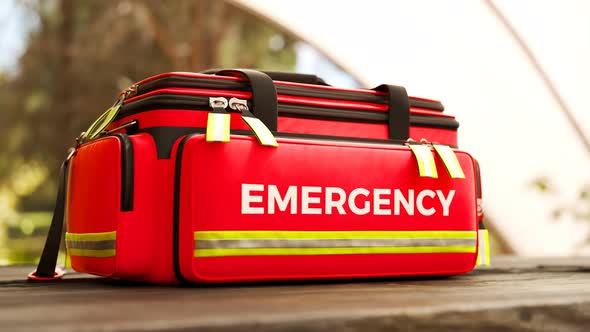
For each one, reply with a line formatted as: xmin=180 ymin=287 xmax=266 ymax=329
xmin=1 ymin=257 xmax=589 ymax=331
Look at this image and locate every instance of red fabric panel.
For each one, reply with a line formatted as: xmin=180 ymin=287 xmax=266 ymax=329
xmin=67 ymin=137 xmax=121 ymax=276
xmin=175 ymin=135 xmax=477 ymax=282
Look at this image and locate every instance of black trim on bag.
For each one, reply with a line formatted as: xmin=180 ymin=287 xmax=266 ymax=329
xmin=279 ymin=104 xmax=459 ymax=129
xmin=140 ymin=126 xmax=459 ymax=161
xmin=138 ymin=127 xmax=199 ymax=159
xmin=136 ymin=75 xmax=445 ymax=111
xmin=113 ymin=134 xmax=134 ymax=211
xmin=474 ymin=160 xmax=482 ymax=199
xmin=173 ymin=134 xmax=197 ymax=283
xmin=119 ymin=94 xmax=458 ymax=129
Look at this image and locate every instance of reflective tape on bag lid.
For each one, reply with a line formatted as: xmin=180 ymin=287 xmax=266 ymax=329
xmin=242 ymin=115 xmax=278 ymax=147
xmin=206 ymin=97 xmax=231 ymax=143
xmin=228 ymin=97 xmax=278 ymax=147
xmin=206 ymin=113 xmax=231 ymax=142
xmin=408 ymin=144 xmax=438 ymax=178
xmin=476 ymin=229 xmax=491 ymax=266
xmin=65 ymin=231 xmax=116 ymax=257
xmin=193 ymin=230 xmax=477 ymax=257
xmin=84 ymin=99 xmax=123 ymax=140
xmin=432 ymin=144 xmax=465 ymax=179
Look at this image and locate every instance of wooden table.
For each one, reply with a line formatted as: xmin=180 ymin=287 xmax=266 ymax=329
xmin=1 ymin=257 xmax=589 ymax=331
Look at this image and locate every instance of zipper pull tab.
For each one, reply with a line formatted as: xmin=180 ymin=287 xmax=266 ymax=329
xmin=432 ymin=144 xmax=465 ymax=179
xmin=229 ymin=97 xmax=278 ymax=147
xmin=476 ymin=220 xmax=490 ymax=266
xmin=405 ymin=139 xmax=438 ymax=178
xmin=82 ymin=94 xmax=126 ymax=142
xmin=206 ymin=97 xmax=231 ymax=143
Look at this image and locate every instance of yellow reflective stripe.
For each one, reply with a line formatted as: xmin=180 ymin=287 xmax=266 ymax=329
xmin=433 ymin=144 xmax=465 ymax=179
xmin=242 ymin=116 xmax=278 ymax=147
xmin=66 ymin=231 xmax=116 ymax=258
xmin=206 ymin=113 xmax=231 ymax=142
xmin=84 ymin=107 xmax=111 ymax=140
xmin=84 ymin=102 xmax=123 ymax=140
xmin=66 ymin=231 xmax=116 ymax=241
xmin=195 ymin=246 xmax=476 ymax=257
xmin=194 ymin=230 xmax=476 ymax=240
xmin=68 ymin=248 xmax=116 ymax=258
xmin=408 ymin=145 xmax=438 ymax=178
xmin=476 ymin=229 xmax=491 ymax=266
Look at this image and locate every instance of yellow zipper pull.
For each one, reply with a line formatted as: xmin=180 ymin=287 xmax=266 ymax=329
xmin=229 ymin=98 xmax=278 ymax=147
xmin=406 ymin=139 xmax=438 ymax=178
xmin=432 ymin=144 xmax=465 ymax=179
xmin=81 ymin=84 xmax=138 ymax=142
xmin=206 ymin=97 xmax=231 ymax=143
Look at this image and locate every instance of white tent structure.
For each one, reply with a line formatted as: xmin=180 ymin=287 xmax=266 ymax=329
xmin=232 ymin=0 xmax=590 ymax=255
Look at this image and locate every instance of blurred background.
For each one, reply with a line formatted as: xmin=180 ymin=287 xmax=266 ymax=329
xmin=0 ymin=0 xmax=589 ymax=265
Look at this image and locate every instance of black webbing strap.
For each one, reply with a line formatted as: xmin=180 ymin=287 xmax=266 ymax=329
xmin=259 ymin=71 xmax=329 ymax=86
xmin=206 ymin=69 xmax=278 ymax=131
xmin=373 ymin=84 xmax=410 ymax=141
xmin=202 ymin=69 xmax=329 ymax=86
xmin=30 ymin=157 xmax=70 ymax=279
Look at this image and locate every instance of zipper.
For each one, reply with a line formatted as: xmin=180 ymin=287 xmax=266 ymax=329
xmin=136 ymin=125 xmax=458 ymax=161
xmin=173 ymin=134 xmax=196 ymax=283
xmin=209 ymin=96 xmax=229 ymax=111
xmin=118 ymin=94 xmax=459 ymax=130
xmin=228 ymin=97 xmax=248 ymax=112
xmin=134 ymin=74 xmax=445 ymax=111
xmin=112 ymin=133 xmax=134 ymax=211
xmin=119 ymin=84 xmax=138 ymax=100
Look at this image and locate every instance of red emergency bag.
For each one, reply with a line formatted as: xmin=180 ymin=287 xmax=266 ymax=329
xmin=29 ymin=69 xmax=489 ymax=284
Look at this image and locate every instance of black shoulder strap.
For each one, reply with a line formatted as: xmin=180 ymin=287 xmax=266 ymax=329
xmin=29 ymin=157 xmax=70 ymax=280
xmin=208 ymin=69 xmax=278 ymax=132
xmin=373 ymin=84 xmax=410 ymax=141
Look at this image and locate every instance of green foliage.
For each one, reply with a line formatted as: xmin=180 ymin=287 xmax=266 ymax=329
xmin=1 ymin=0 xmax=296 ymax=206
xmin=0 ymin=0 xmax=298 ymax=264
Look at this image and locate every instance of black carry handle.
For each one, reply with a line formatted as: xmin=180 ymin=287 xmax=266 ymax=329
xmin=205 ymin=69 xmax=278 ymax=131
xmin=373 ymin=84 xmax=410 ymax=141
xmin=259 ymin=71 xmax=329 ymax=86
xmin=205 ymin=69 xmax=409 ymax=140
xmin=202 ymin=69 xmax=329 ymax=86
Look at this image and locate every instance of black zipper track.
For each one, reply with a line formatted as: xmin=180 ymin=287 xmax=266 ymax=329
xmin=119 ymin=94 xmax=458 ymax=130
xmin=112 ymin=134 xmax=134 ymax=211
xmin=136 ymin=75 xmax=445 ymax=111
xmin=474 ymin=160 xmax=482 ymax=199
xmin=173 ymin=134 xmax=196 ymax=283
xmin=474 ymin=159 xmax=485 ymax=230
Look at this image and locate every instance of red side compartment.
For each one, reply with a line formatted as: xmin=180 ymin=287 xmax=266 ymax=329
xmin=174 ymin=135 xmax=478 ymax=283
xmin=67 ymin=136 xmax=125 ymax=277
xmin=67 ymin=134 xmax=178 ymax=283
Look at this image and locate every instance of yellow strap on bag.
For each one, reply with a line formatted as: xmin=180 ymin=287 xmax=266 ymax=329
xmin=432 ymin=144 xmax=465 ymax=179
xmin=83 ymin=100 xmax=123 ymax=141
xmin=408 ymin=144 xmax=438 ymax=178
xmin=229 ymin=98 xmax=278 ymax=147
xmin=194 ymin=230 xmax=477 ymax=257
xmin=241 ymin=116 xmax=278 ymax=147
xmin=476 ymin=200 xmax=491 ymax=266
xmin=206 ymin=113 xmax=231 ymax=143
xmin=476 ymin=229 xmax=491 ymax=266
xmin=65 ymin=231 xmax=117 ymax=258
xmin=206 ymin=97 xmax=231 ymax=143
